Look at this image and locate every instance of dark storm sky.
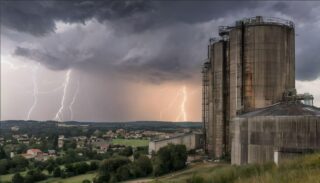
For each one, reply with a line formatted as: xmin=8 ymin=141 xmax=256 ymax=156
xmin=1 ymin=1 xmax=320 ymax=121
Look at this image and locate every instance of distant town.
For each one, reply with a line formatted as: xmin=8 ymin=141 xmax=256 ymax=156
xmin=0 ymin=121 xmax=203 ymax=183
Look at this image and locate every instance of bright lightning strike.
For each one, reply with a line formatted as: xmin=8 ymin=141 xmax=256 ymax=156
xmin=160 ymin=86 xmax=188 ymax=122
xmin=69 ymin=79 xmax=80 ymax=121
xmin=54 ymin=70 xmax=72 ymax=121
xmin=26 ymin=64 xmax=40 ymax=120
xmin=176 ymin=86 xmax=188 ymax=122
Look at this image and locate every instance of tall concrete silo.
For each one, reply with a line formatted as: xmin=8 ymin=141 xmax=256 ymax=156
xmin=204 ymin=39 xmax=228 ymax=156
xmin=203 ymin=16 xmax=296 ymax=159
xmin=228 ymin=16 xmax=295 ymax=116
xmin=207 ymin=39 xmax=229 ymax=158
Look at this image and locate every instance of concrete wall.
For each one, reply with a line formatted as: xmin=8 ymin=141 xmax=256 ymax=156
xmin=231 ymin=116 xmax=320 ymax=165
xmin=229 ymin=24 xmax=295 ymax=113
xmin=148 ymin=133 xmax=202 ymax=154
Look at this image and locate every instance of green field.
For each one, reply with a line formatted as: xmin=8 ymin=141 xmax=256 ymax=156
xmin=0 ymin=161 xmax=92 ymax=183
xmin=38 ymin=172 xmax=97 ymax=183
xmin=112 ymin=138 xmax=149 ymax=147
xmin=0 ymin=171 xmax=96 ymax=183
xmin=0 ymin=172 xmax=23 ymax=182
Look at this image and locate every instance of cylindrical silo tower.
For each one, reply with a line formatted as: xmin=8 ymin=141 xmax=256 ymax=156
xmin=204 ymin=38 xmax=229 ymax=158
xmin=203 ymin=16 xmax=296 ymax=160
xmin=228 ymin=16 xmax=295 ymax=116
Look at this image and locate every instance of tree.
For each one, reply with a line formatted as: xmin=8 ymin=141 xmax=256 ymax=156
xmin=63 ymin=140 xmax=77 ymax=151
xmin=153 ymin=144 xmax=187 ymax=176
xmin=12 ymin=173 xmax=24 ymax=183
xmin=53 ymin=167 xmax=61 ymax=177
xmin=119 ymin=146 xmax=133 ymax=157
xmin=0 ymin=159 xmax=9 ymax=174
xmin=99 ymin=157 xmax=131 ymax=174
xmin=135 ymin=155 xmax=152 ymax=176
xmin=65 ymin=163 xmax=75 ymax=177
xmin=89 ymin=161 xmax=99 ymax=171
xmin=24 ymin=169 xmax=47 ymax=183
xmin=116 ymin=165 xmax=132 ymax=181
xmin=74 ymin=162 xmax=89 ymax=174
xmin=11 ymin=155 xmax=28 ymax=171
xmin=97 ymin=157 xmax=131 ymax=182
xmin=171 ymin=144 xmax=188 ymax=170
xmin=0 ymin=146 xmax=6 ymax=159
xmin=127 ymin=163 xmax=143 ymax=178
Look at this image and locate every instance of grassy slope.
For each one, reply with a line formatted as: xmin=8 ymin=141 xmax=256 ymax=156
xmin=0 ymin=161 xmax=92 ymax=183
xmin=38 ymin=172 xmax=97 ymax=183
xmin=154 ymin=153 xmax=320 ymax=183
xmin=111 ymin=139 xmax=149 ymax=147
xmin=2 ymin=153 xmax=320 ymax=183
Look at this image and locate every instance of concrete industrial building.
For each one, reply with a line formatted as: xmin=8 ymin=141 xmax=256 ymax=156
xmin=231 ymin=100 xmax=320 ymax=165
xmin=202 ymin=16 xmax=320 ymax=164
xmin=148 ymin=133 xmax=202 ymax=154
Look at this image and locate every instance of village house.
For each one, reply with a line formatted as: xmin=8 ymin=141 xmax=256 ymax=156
xmin=21 ymin=149 xmax=56 ymax=161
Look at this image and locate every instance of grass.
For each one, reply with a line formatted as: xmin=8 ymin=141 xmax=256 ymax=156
xmin=112 ymin=138 xmax=149 ymax=147
xmin=153 ymin=153 xmax=320 ymax=183
xmin=38 ymin=172 xmax=97 ymax=183
xmin=0 ymin=172 xmax=25 ymax=182
xmin=0 ymin=161 xmax=94 ymax=183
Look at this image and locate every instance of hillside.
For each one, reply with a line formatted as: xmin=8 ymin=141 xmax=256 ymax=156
xmin=152 ymin=153 xmax=320 ymax=183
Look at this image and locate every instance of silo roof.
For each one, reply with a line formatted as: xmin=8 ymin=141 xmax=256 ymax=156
xmin=239 ymin=102 xmax=320 ymax=117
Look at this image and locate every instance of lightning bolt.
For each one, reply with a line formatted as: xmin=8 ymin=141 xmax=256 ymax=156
xmin=2 ymin=59 xmax=81 ymax=121
xmin=69 ymin=79 xmax=80 ymax=121
xmin=159 ymin=88 xmax=181 ymax=120
xmin=26 ymin=64 xmax=40 ymax=120
xmin=54 ymin=69 xmax=72 ymax=121
xmin=160 ymin=86 xmax=188 ymax=122
xmin=175 ymin=86 xmax=188 ymax=122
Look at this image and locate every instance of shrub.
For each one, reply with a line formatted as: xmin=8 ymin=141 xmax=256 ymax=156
xmin=116 ymin=165 xmax=132 ymax=181
xmin=53 ymin=167 xmax=61 ymax=177
xmin=89 ymin=161 xmax=99 ymax=171
xmin=119 ymin=146 xmax=133 ymax=157
xmin=153 ymin=144 xmax=187 ymax=176
xmin=135 ymin=155 xmax=153 ymax=176
xmin=12 ymin=173 xmax=24 ymax=183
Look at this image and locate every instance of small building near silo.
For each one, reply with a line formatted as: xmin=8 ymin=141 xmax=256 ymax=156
xmin=231 ymin=101 xmax=320 ymax=165
xmin=148 ymin=132 xmax=203 ymax=154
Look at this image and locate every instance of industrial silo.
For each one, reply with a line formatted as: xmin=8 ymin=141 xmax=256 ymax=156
xmin=228 ymin=16 xmax=295 ymax=116
xmin=204 ymin=38 xmax=229 ymax=158
xmin=203 ymin=16 xmax=297 ymax=160
xmin=231 ymin=101 xmax=320 ymax=165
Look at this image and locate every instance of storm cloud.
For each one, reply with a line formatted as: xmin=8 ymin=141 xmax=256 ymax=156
xmin=2 ymin=0 xmax=152 ymax=36
xmin=2 ymin=1 xmax=320 ymax=82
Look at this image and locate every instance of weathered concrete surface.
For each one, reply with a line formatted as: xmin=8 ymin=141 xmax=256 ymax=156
xmin=205 ymin=17 xmax=296 ymax=159
xmin=148 ymin=133 xmax=202 ymax=154
xmin=229 ymin=23 xmax=295 ymax=114
xmin=231 ymin=103 xmax=320 ymax=165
